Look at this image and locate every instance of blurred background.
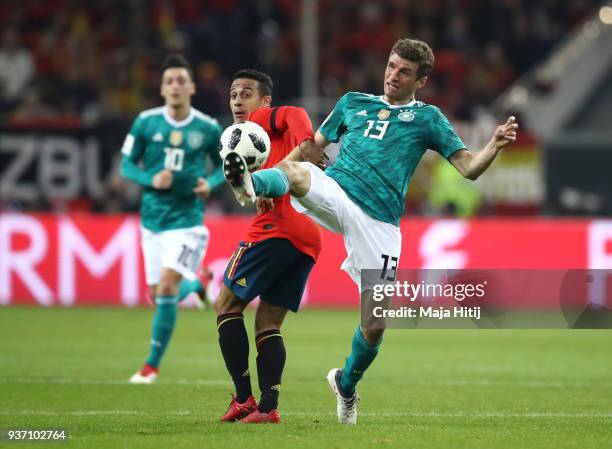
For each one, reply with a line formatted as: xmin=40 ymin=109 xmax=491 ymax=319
xmin=1 ymin=0 xmax=612 ymax=306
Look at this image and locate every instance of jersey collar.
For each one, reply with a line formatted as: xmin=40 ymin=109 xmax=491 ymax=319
xmin=163 ymin=107 xmax=195 ymax=127
xmin=378 ymin=96 xmax=418 ymax=108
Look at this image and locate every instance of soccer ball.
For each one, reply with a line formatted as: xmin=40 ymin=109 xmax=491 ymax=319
xmin=219 ymin=121 xmax=271 ymax=171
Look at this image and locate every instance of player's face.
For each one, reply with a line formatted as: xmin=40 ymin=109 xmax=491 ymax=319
xmin=161 ymin=68 xmax=195 ymax=108
xmin=229 ymin=78 xmax=271 ymax=123
xmin=383 ymin=53 xmax=426 ymax=104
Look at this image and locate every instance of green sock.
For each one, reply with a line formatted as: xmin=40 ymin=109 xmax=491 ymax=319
xmin=252 ymin=168 xmax=290 ymax=197
xmin=145 ymin=295 xmax=178 ymax=368
xmin=176 ymin=278 xmax=204 ymax=303
xmin=339 ymin=326 xmax=381 ymax=395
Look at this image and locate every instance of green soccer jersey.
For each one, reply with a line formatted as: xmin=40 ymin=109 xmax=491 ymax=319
xmin=320 ymin=92 xmax=466 ymax=226
xmin=120 ymin=106 xmax=223 ymax=232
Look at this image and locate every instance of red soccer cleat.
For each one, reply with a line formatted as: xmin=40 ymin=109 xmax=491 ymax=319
xmin=220 ymin=395 xmax=257 ymax=422
xmin=240 ymin=409 xmax=281 ymax=424
xmin=129 ymin=364 xmax=159 ymax=384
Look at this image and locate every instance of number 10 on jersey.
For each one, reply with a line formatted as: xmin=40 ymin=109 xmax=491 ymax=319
xmin=164 ymin=148 xmax=184 ymax=171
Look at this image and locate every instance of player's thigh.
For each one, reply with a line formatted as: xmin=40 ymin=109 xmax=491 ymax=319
xmin=260 ymin=251 xmax=314 ymax=313
xmin=254 ymin=302 xmax=288 ymax=334
xmin=160 ymin=225 xmax=210 ymax=281
xmin=342 ymin=205 xmax=402 ymax=291
xmin=289 ymin=162 xmax=353 ymax=234
xmin=141 ymin=226 xmax=163 ymax=286
xmin=215 ymin=284 xmax=248 ymax=315
xmin=223 ymin=239 xmax=293 ymax=304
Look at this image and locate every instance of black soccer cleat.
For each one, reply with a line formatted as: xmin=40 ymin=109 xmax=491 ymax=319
xmin=223 ymin=152 xmax=255 ymax=206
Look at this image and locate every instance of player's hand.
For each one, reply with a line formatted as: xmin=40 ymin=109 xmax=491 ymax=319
xmin=256 ymin=197 xmax=274 ymax=215
xmin=152 ymin=169 xmax=173 ymax=189
xmin=193 ymin=177 xmax=211 ymax=199
xmin=299 ymin=140 xmax=329 ymax=169
xmin=316 ymin=151 xmax=330 ymax=170
xmin=491 ymin=116 xmax=519 ymax=151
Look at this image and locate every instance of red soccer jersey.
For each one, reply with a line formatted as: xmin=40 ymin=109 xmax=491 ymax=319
xmin=243 ymin=106 xmax=322 ymax=261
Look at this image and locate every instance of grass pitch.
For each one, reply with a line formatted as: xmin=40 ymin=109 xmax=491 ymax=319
xmin=1 ymin=307 xmax=611 ymax=449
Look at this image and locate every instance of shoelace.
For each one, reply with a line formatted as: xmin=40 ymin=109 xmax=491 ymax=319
xmin=228 ymin=395 xmax=248 ymax=409
xmin=340 ymin=394 xmax=359 ymax=415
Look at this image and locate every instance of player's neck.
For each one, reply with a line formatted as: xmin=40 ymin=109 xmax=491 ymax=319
xmin=166 ymin=104 xmax=191 ymax=121
xmin=382 ymin=94 xmax=415 ymax=105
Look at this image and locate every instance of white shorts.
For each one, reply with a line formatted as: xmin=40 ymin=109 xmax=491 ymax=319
xmin=140 ymin=225 xmax=209 ymax=285
xmin=290 ymin=163 xmax=401 ymax=292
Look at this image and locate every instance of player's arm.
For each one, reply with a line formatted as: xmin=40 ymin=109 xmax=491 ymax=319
xmin=206 ymin=160 xmax=225 ymax=190
xmin=284 ymin=130 xmax=329 ymax=167
xmin=290 ymin=93 xmax=350 ymax=167
xmin=195 ymin=163 xmax=223 ymax=199
xmin=120 ymin=118 xmax=172 ymax=189
xmin=276 ymin=106 xmax=324 ymax=165
xmin=449 ymin=116 xmax=518 ymax=180
xmin=194 ymin=123 xmax=224 ymax=199
xmin=253 ymin=106 xmax=327 ymax=167
xmin=285 ymin=138 xmax=329 ymax=168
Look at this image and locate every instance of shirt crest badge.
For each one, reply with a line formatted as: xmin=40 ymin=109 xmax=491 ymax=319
xmin=169 ymin=130 xmax=183 ymax=146
xmin=398 ymin=111 xmax=415 ymax=122
xmin=188 ymin=131 xmax=204 ymax=148
xmin=377 ymin=109 xmax=391 ymax=120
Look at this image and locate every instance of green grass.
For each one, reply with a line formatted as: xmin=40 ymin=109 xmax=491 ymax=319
xmin=1 ymin=307 xmax=611 ymax=449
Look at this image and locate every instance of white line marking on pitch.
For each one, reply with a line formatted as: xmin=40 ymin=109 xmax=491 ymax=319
xmin=0 ymin=378 xmax=231 ymax=386
xmin=1 ymin=378 xmax=610 ymax=388
xmin=286 ymin=411 xmax=612 ymax=418
xmin=1 ymin=410 xmax=611 ymax=419
xmin=0 ymin=410 xmax=191 ymax=416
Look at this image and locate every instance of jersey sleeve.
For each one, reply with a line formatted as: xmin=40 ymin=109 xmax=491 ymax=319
xmin=121 ymin=115 xmax=146 ymax=160
xmin=120 ymin=115 xmax=153 ymax=187
xmin=250 ymin=106 xmax=314 ymax=144
xmin=427 ymin=108 xmax=466 ymax=159
xmin=318 ymin=93 xmax=351 ymax=143
xmin=206 ymin=121 xmax=225 ymax=190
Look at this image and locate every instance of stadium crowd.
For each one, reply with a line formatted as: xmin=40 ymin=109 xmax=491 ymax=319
xmin=0 ymin=0 xmax=598 ymax=125
xmin=0 ymin=0 xmax=599 ymax=214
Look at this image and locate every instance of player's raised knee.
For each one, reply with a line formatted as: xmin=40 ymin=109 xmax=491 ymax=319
xmin=276 ymin=160 xmax=310 ymax=197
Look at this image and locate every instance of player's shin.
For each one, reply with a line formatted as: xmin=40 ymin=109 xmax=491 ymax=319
xmin=255 ymin=329 xmax=285 ymax=413
xmin=252 ymin=168 xmax=290 ymax=198
xmin=176 ymin=278 xmax=204 ymax=303
xmin=217 ymin=313 xmax=252 ymax=402
xmin=145 ymin=296 xmax=179 ymax=368
xmin=339 ymin=326 xmax=382 ymax=395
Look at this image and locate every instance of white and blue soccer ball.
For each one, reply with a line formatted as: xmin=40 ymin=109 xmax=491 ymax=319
xmin=219 ymin=121 xmax=271 ymax=171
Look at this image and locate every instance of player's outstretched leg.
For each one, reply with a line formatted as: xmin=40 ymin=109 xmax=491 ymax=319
xmin=224 ymin=156 xmax=311 ymax=206
xmin=223 ymin=153 xmax=257 ymax=206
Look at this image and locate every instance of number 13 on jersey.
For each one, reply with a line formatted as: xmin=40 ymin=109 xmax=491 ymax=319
xmin=363 ymin=120 xmax=389 ymax=140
